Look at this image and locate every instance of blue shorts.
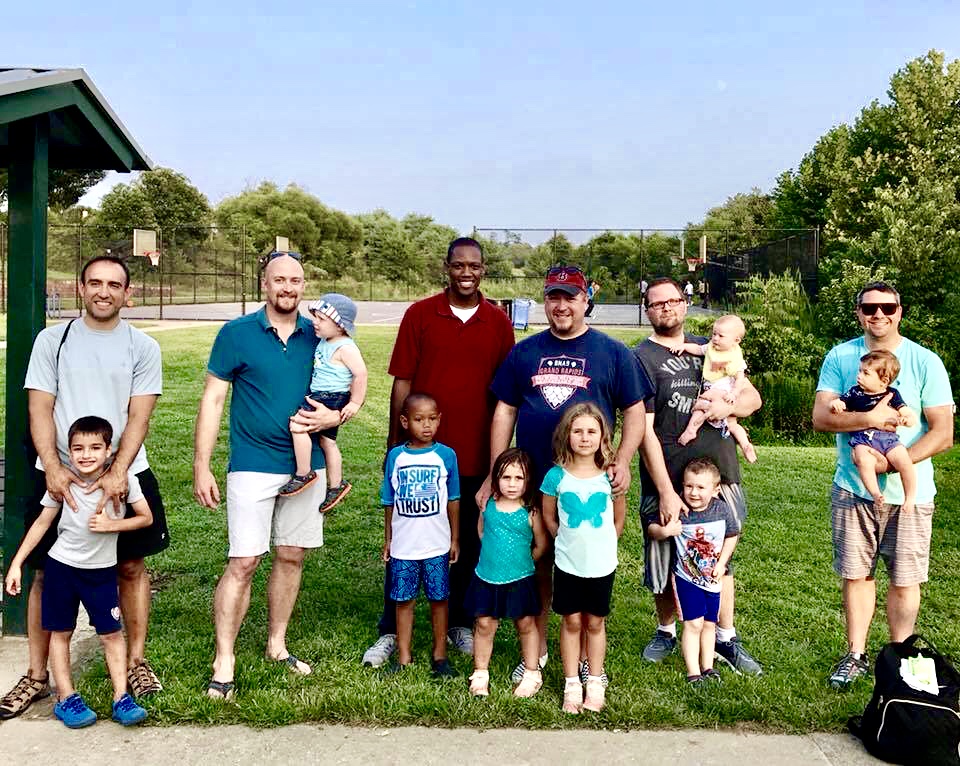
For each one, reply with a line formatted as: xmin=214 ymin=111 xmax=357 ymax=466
xmin=673 ymin=574 xmax=720 ymax=623
xmin=849 ymin=429 xmax=902 ymax=455
xmin=301 ymin=390 xmax=351 ymax=440
xmin=42 ymin=556 xmax=122 ymax=635
xmin=389 ymin=553 xmax=450 ymax=602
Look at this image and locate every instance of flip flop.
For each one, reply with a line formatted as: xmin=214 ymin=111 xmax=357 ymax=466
xmin=271 ymin=654 xmax=312 ymax=676
xmin=206 ymin=679 xmax=235 ymax=702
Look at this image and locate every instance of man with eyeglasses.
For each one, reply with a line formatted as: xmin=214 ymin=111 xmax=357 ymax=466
xmin=481 ymin=265 xmax=649 ymax=680
xmin=361 ymin=237 xmax=515 ymax=668
xmin=813 ymin=281 xmax=953 ymax=690
xmin=194 ymin=251 xmax=341 ymax=699
xmin=634 ymin=277 xmax=764 ymax=675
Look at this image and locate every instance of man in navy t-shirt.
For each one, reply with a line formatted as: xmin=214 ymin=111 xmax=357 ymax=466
xmin=482 ymin=265 xmax=650 ymax=676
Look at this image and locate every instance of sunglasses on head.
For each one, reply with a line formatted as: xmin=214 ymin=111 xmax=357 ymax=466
xmin=859 ymin=302 xmax=899 ymax=316
xmin=266 ymin=250 xmax=302 ymax=262
xmin=547 ymin=266 xmax=584 ymax=277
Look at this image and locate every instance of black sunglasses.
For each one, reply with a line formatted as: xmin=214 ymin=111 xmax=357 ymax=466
xmin=266 ymin=250 xmax=302 ymax=262
xmin=547 ymin=266 xmax=584 ymax=277
xmin=859 ymin=302 xmax=899 ymax=316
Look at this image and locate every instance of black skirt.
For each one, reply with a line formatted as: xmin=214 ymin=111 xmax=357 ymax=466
xmin=465 ymin=573 xmax=541 ymax=619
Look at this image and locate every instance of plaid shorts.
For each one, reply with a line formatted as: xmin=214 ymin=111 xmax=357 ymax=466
xmin=830 ymin=483 xmax=934 ymax=586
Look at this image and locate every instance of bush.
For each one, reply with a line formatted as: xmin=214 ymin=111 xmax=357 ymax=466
xmin=743 ymin=372 xmax=832 ymax=446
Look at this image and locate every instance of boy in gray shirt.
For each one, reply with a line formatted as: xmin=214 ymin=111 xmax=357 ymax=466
xmin=5 ymin=417 xmax=153 ymax=729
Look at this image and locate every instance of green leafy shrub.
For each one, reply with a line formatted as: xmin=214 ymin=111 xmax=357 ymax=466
xmin=743 ymin=372 xmax=831 ymax=446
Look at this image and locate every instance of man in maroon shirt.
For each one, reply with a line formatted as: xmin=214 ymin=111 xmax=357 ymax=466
xmin=362 ymin=237 xmax=516 ymax=668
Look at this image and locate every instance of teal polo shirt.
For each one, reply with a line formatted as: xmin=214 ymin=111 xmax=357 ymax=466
xmin=207 ymin=308 xmax=323 ymax=474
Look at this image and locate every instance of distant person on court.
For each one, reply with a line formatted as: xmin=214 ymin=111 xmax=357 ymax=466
xmin=683 ymin=280 xmax=694 ymax=305
xmin=674 ymin=314 xmax=758 ymax=463
xmin=380 ymin=393 xmax=460 ymax=678
xmin=5 ymin=417 xmax=151 ymax=728
xmin=585 ymin=280 xmax=601 ymax=317
xmin=645 ymin=458 xmax=740 ymax=685
xmin=829 ymin=349 xmax=918 ymax=513
xmin=278 ymin=293 xmax=368 ymax=513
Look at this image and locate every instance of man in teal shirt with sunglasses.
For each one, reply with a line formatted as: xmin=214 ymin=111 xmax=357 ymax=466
xmin=813 ymin=280 xmax=954 ymax=690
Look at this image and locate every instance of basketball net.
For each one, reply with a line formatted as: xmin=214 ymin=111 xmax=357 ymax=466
xmin=686 ymin=257 xmax=699 ymax=272
xmin=146 ymin=251 xmax=160 ymax=267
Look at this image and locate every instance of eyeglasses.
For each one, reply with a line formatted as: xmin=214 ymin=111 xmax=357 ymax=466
xmin=266 ymin=250 xmax=302 ymax=262
xmin=647 ymin=297 xmax=685 ymax=311
xmin=859 ymin=302 xmax=899 ymax=316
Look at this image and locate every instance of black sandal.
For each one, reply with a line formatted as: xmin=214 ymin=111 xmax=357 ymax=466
xmin=206 ymin=679 xmax=235 ymax=701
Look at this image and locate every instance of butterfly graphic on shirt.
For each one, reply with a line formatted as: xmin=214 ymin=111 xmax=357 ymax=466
xmin=559 ymin=491 xmax=607 ymax=528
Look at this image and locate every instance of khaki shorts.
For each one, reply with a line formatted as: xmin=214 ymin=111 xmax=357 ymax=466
xmin=226 ymin=471 xmax=326 ymax=557
xmin=830 ymin=483 xmax=934 ymax=586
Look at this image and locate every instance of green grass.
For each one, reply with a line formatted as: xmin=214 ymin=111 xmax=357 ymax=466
xmin=2 ymin=325 xmax=959 ymax=731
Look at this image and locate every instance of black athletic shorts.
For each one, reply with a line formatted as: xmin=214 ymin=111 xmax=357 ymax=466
xmin=24 ymin=466 xmax=170 ymax=569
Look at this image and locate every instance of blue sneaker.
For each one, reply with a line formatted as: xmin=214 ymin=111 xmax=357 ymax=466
xmin=111 ymin=693 xmax=147 ymax=726
xmin=54 ymin=693 xmax=97 ymax=728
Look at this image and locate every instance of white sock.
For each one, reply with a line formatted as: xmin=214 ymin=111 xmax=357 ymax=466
xmin=658 ymin=622 xmax=677 ymax=638
xmin=587 ymin=674 xmax=604 ymax=684
xmin=716 ymin=627 xmax=736 ymax=643
xmin=564 ymin=676 xmax=581 ymax=688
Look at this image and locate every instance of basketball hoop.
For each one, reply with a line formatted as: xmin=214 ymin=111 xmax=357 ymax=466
xmin=686 ymin=257 xmax=699 ymax=272
xmin=145 ymin=251 xmax=160 ymax=267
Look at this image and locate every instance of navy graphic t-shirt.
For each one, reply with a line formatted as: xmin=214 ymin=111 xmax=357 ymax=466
xmin=839 ymin=384 xmax=906 ymax=413
xmin=491 ymin=328 xmax=651 ymax=486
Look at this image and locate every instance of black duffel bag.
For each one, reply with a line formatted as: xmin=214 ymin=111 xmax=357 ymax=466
xmin=849 ymin=634 xmax=960 ymax=765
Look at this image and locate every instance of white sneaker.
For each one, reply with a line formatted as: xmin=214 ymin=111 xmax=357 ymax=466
xmin=362 ymin=634 xmax=397 ymax=667
xmin=447 ymin=626 xmax=474 ymax=656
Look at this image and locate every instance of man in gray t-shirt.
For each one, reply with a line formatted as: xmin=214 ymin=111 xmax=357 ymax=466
xmin=0 ymin=256 xmax=169 ymax=720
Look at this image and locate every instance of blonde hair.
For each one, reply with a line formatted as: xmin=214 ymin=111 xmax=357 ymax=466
xmin=552 ymin=402 xmax=615 ymax=470
xmin=714 ymin=314 xmax=746 ymax=340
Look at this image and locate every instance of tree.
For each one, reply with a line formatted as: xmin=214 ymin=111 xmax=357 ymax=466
xmin=357 ymin=209 xmax=418 ymax=282
xmin=215 ymin=182 xmax=362 ymax=278
xmin=0 ymin=169 xmax=106 ymax=211
xmin=97 ymin=167 xmax=211 ymax=240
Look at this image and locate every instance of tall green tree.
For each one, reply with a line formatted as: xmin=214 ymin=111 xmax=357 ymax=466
xmin=0 ymin=169 xmax=106 ymax=211
xmin=215 ymin=182 xmax=361 ymax=278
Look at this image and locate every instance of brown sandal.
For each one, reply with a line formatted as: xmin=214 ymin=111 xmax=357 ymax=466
xmin=0 ymin=673 xmax=50 ymax=719
xmin=127 ymin=661 xmax=163 ymax=697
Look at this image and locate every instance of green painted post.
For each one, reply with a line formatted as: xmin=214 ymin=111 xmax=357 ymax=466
xmin=3 ymin=115 xmax=49 ymax=636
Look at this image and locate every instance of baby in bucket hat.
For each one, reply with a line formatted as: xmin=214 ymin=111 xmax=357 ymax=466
xmin=279 ymin=293 xmax=368 ymax=513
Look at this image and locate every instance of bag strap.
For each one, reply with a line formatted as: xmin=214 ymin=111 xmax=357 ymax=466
xmin=55 ymin=318 xmax=77 ymax=369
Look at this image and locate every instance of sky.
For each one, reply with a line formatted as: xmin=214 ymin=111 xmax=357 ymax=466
xmin=5 ymin=1 xmax=960 ymax=234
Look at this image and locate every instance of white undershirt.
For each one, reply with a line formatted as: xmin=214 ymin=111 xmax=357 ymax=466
xmin=450 ymin=303 xmax=480 ymax=322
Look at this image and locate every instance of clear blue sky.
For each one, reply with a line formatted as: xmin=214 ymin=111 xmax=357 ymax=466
xmin=6 ymin=1 xmax=959 ymax=233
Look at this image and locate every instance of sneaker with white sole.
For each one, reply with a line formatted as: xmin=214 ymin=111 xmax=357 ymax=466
xmin=54 ymin=693 xmax=97 ymax=729
xmin=362 ymin=634 xmax=397 ymax=667
xmin=511 ymin=652 xmax=548 ymax=684
xmin=714 ymin=636 xmax=763 ymax=676
xmin=829 ymin=651 xmax=869 ymax=690
xmin=642 ymin=629 xmax=677 ymax=662
xmin=447 ymin=626 xmax=474 ymax=656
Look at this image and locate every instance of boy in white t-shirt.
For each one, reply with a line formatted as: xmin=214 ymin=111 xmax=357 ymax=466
xmin=380 ymin=393 xmax=460 ymax=677
xmin=4 ymin=417 xmax=153 ymax=729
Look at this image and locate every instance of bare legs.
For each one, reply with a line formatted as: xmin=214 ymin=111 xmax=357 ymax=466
xmin=680 ymin=617 xmax=716 ymax=677
xmin=117 ymin=558 xmax=150 ymax=667
xmin=50 ymin=629 xmax=128 ymax=702
xmin=395 ymin=599 xmax=448 ymax=665
xmin=320 ymin=436 xmax=343 ymax=488
xmin=843 ymin=577 xmax=921 ymax=650
xmin=210 ymin=544 xmax=309 ymax=687
xmin=291 ymin=431 xmax=313 ymax=477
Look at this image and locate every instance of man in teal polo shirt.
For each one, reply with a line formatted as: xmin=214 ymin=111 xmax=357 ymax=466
xmin=813 ymin=281 xmax=954 ymax=690
xmin=194 ymin=252 xmax=340 ymax=700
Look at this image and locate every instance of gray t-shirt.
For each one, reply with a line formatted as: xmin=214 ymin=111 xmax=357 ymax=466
xmin=45 ymin=472 xmax=144 ymax=568
xmin=24 ymin=319 xmax=162 ymax=474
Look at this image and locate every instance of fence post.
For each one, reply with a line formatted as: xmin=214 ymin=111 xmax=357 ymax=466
xmin=158 ymin=229 xmax=164 ymax=320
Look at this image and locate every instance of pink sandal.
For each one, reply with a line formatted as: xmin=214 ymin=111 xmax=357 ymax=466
xmin=513 ymin=669 xmax=542 ymax=698
xmin=562 ymin=679 xmax=583 ymax=714
xmin=468 ymin=669 xmax=489 ymax=697
xmin=583 ymin=678 xmax=606 ymax=712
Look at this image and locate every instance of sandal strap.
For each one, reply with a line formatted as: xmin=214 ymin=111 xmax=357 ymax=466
xmin=0 ymin=675 xmax=48 ymax=712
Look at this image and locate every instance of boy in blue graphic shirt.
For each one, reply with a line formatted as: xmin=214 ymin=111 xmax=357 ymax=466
xmin=646 ymin=457 xmax=740 ymax=685
xmin=381 ymin=393 xmax=460 ymax=677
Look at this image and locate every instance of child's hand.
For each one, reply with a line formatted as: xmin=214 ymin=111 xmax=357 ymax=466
xmin=898 ymin=407 xmax=918 ymax=428
xmin=663 ymin=517 xmax=682 ymax=537
xmin=340 ymin=401 xmax=361 ymax=424
xmin=449 ymin=541 xmax=460 ymax=564
xmin=5 ymin=565 xmax=22 ymax=596
xmin=381 ymin=542 xmax=391 ymax=563
xmin=88 ymin=510 xmax=116 ymax=533
xmin=710 ymin=563 xmax=727 ymax=579
xmin=829 ymin=399 xmax=846 ymax=414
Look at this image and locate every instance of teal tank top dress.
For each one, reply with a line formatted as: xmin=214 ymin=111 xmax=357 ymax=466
xmin=475 ymin=498 xmax=535 ymax=585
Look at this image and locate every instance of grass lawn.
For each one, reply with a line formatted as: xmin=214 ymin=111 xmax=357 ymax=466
xmin=2 ymin=324 xmax=958 ymax=731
